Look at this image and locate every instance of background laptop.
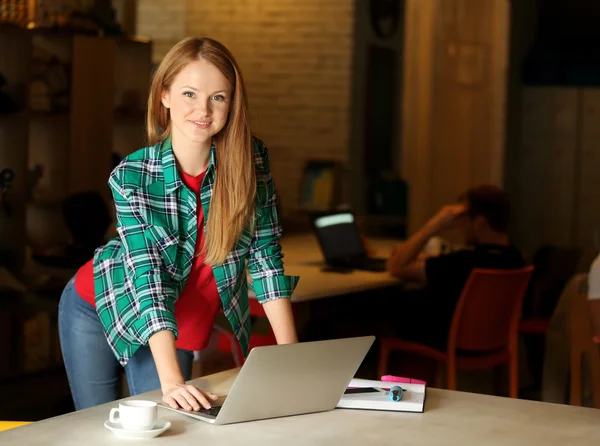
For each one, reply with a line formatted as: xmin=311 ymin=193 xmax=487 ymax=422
xmin=159 ymin=336 xmax=375 ymax=425
xmin=311 ymin=212 xmax=387 ymax=271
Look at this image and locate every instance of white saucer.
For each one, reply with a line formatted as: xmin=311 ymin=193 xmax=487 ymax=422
xmin=104 ymin=419 xmax=171 ymax=439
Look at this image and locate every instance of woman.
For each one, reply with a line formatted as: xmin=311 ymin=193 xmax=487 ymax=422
xmin=58 ymin=37 xmax=299 ymax=412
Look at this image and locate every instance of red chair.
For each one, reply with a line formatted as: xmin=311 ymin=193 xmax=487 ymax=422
xmin=379 ymin=266 xmax=534 ymax=398
xmin=518 ymin=318 xmax=550 ymax=335
xmin=216 ymin=298 xmax=277 ymax=367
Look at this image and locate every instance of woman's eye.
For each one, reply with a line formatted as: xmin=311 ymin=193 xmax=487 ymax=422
xmin=183 ymin=91 xmax=195 ymax=98
xmin=212 ymin=94 xmax=226 ymax=101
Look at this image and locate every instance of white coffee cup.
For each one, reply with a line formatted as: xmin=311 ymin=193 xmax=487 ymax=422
xmin=109 ymin=400 xmax=157 ymax=431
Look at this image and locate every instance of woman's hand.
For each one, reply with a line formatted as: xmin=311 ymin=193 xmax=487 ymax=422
xmin=148 ymin=330 xmax=217 ymax=411
xmin=162 ymin=382 xmax=218 ymax=411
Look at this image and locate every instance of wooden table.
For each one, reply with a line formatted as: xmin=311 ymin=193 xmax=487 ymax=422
xmin=276 ymin=234 xmax=401 ymax=302
xmin=3 ymin=368 xmax=600 ymax=445
xmin=252 ymin=234 xmax=403 ymax=340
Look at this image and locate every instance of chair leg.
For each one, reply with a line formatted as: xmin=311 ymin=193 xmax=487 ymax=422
xmin=493 ymin=365 xmax=504 ymax=397
xmin=378 ymin=340 xmax=390 ymax=378
xmin=215 ymin=325 xmax=244 ymax=368
xmin=509 ymin=354 xmax=519 ymax=398
xmin=570 ymin=348 xmax=582 ymax=406
xmin=435 ymin=362 xmax=446 ymax=389
xmin=446 ymin=362 xmax=456 ymax=390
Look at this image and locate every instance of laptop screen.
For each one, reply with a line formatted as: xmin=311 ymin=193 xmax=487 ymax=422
xmin=313 ymin=212 xmax=366 ymax=260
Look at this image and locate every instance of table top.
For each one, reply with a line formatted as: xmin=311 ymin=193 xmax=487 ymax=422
xmin=3 ymin=368 xmax=600 ymax=445
xmin=277 ymin=234 xmax=401 ymax=302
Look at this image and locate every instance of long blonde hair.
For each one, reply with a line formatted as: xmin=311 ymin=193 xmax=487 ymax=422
xmin=147 ymin=37 xmax=256 ymax=265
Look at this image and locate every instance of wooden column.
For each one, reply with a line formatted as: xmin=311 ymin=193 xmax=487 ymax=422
xmin=401 ymin=0 xmax=510 ymax=236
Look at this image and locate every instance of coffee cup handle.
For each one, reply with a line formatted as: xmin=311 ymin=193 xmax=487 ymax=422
xmin=109 ymin=408 xmax=120 ymax=424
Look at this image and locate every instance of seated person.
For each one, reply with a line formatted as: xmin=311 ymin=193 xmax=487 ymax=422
xmin=385 ymin=184 xmax=525 ymax=349
xmin=588 ymin=253 xmax=600 ymax=338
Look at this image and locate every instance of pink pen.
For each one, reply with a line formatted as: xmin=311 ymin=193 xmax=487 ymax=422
xmin=381 ymin=375 xmax=427 ymax=385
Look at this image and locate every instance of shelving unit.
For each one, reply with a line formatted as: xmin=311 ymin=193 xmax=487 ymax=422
xmin=11 ymin=28 xmax=153 ymax=250
xmin=0 ymin=23 xmax=152 ymax=384
xmin=0 ymin=25 xmax=30 ymax=273
xmin=113 ymin=35 xmax=152 ymax=159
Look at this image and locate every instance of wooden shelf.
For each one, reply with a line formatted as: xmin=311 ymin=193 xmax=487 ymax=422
xmin=29 ymin=110 xmax=70 ymax=119
xmin=27 ymin=197 xmax=63 ymax=208
xmin=118 ymin=34 xmax=152 ymax=45
xmin=0 ymin=111 xmax=27 ymax=119
xmin=0 ymin=27 xmax=30 ymax=274
xmin=27 ymin=26 xmax=98 ymax=38
xmin=0 ymin=28 xmax=153 ymax=253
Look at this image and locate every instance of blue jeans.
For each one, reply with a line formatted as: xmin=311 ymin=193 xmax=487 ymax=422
xmin=58 ymin=277 xmax=194 ymax=410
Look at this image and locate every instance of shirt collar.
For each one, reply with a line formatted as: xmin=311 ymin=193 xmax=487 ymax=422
xmin=161 ymin=135 xmax=216 ymax=195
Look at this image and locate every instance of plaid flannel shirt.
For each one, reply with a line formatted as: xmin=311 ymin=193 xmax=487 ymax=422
xmin=93 ymin=136 xmax=299 ymax=366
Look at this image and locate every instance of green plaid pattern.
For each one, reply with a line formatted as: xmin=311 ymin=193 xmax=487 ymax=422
xmin=93 ymin=136 xmax=299 ymax=366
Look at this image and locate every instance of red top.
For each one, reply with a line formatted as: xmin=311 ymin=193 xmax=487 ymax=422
xmin=74 ymin=169 xmax=222 ymax=351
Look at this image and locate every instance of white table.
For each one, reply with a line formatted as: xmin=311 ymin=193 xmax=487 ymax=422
xmin=277 ymin=234 xmax=401 ymax=302
xmin=3 ymin=368 xmax=600 ymax=445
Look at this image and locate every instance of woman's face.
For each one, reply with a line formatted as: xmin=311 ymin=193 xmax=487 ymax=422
xmin=161 ymin=58 xmax=232 ymax=149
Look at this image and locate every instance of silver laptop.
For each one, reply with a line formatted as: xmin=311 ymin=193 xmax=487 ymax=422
xmin=159 ymin=336 xmax=375 ymax=425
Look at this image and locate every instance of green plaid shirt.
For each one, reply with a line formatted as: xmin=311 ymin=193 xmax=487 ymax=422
xmin=93 ymin=136 xmax=299 ymax=366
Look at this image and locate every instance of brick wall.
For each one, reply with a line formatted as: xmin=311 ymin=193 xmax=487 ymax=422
xmin=136 ymin=0 xmax=187 ymax=62
xmin=134 ymin=0 xmax=355 ymax=217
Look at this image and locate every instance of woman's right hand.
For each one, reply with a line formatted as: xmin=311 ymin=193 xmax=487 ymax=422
xmin=162 ymin=382 xmax=218 ymax=411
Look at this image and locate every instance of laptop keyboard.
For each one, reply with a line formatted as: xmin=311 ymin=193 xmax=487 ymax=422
xmin=198 ymin=406 xmax=222 ymax=417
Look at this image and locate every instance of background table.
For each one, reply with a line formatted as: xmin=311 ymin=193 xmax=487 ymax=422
xmin=274 ymin=234 xmax=401 ymax=302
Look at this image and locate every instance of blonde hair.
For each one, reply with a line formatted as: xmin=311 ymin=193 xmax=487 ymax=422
xmin=147 ymin=37 xmax=256 ymax=265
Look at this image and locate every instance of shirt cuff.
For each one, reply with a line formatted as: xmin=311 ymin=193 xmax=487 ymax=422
xmin=251 ymin=274 xmax=299 ymax=303
xmin=132 ymin=308 xmax=179 ymax=345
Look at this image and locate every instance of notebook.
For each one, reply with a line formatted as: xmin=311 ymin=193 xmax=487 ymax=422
xmin=337 ymin=378 xmax=426 ymax=413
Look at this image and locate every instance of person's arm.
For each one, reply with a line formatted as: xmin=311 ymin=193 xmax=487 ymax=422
xmin=109 ymin=168 xmax=215 ymax=411
xmin=247 ymin=140 xmax=299 ymax=343
xmin=262 ymin=298 xmax=297 ymax=344
xmin=386 ymin=204 xmax=467 ymax=282
xmin=386 ymin=223 xmax=437 ymax=282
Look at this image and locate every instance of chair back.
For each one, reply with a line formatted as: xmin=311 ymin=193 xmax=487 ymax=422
xmin=523 ymin=245 xmax=581 ymax=319
xmin=450 ymin=266 xmax=534 ymax=352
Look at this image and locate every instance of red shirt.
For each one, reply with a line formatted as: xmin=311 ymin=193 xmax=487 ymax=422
xmin=74 ymin=169 xmax=221 ymax=351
